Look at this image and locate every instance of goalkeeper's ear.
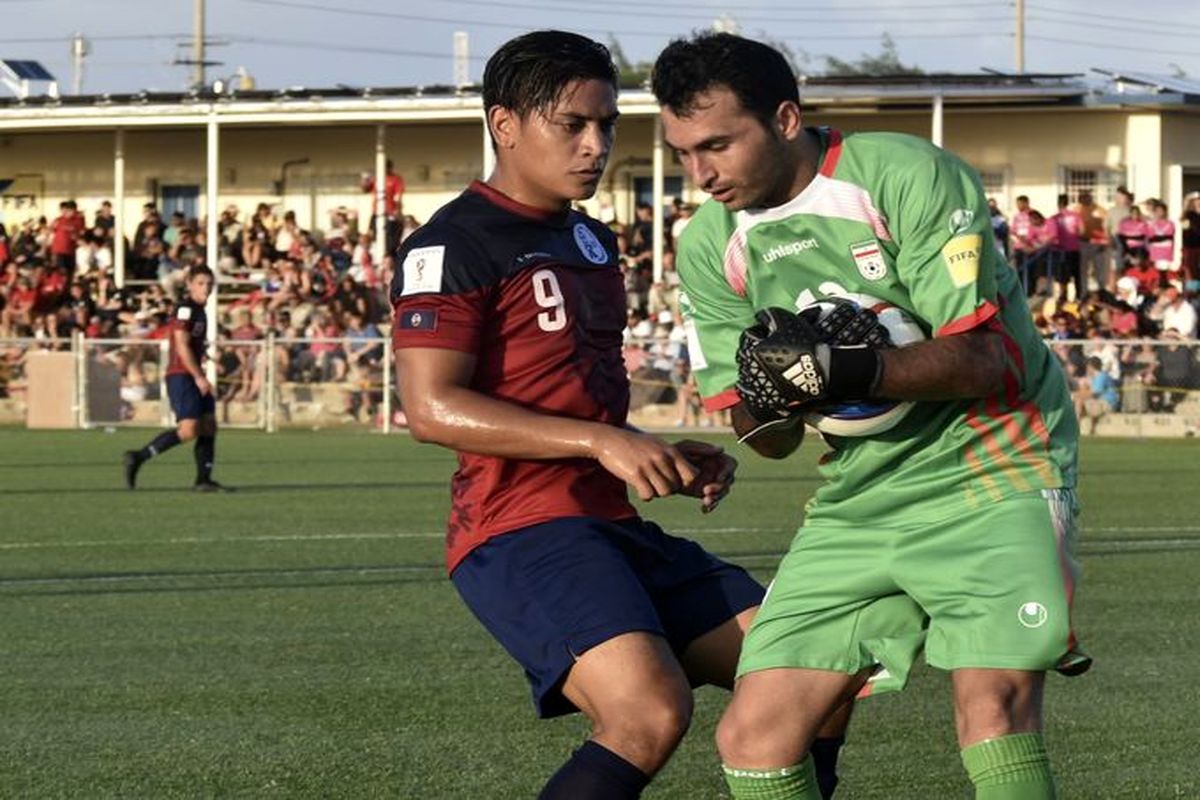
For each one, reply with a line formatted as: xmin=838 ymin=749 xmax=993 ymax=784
xmin=731 ymin=402 xmax=805 ymax=459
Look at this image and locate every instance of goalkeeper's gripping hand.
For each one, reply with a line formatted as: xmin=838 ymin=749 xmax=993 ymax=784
xmin=734 ymin=303 xmax=886 ymax=433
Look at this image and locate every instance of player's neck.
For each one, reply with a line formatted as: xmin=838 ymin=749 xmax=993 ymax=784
xmin=783 ymin=129 xmax=821 ymax=204
xmin=485 ymin=168 xmax=571 ymax=215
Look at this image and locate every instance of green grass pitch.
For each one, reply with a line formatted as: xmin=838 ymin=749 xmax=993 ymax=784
xmin=0 ymin=428 xmax=1197 ymax=798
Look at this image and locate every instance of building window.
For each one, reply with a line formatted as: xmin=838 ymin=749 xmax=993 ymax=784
xmin=1058 ymin=167 xmax=1125 ymax=205
xmin=975 ymin=168 xmax=1009 ymax=211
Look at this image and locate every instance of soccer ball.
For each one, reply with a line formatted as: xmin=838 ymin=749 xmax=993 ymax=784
xmin=801 ymin=296 xmax=926 ymax=437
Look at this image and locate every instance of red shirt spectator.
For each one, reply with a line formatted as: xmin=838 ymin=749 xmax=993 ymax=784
xmin=51 ymin=207 xmax=85 ymax=256
xmin=362 ymin=160 xmax=405 ymax=218
xmin=33 ymin=268 xmax=67 ymax=313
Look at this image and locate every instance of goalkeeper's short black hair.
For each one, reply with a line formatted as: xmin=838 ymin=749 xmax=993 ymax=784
xmin=652 ymin=33 xmax=799 ymax=129
xmin=482 ymin=31 xmax=618 ymax=128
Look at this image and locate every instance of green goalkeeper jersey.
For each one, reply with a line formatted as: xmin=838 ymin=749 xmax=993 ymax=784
xmin=675 ymin=127 xmax=1078 ymax=521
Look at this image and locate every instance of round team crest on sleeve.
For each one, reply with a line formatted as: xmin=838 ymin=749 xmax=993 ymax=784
xmin=573 ymin=223 xmax=609 ymax=265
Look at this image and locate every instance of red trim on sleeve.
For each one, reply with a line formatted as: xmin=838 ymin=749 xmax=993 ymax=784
xmin=935 ymin=300 xmax=1000 ymax=337
xmin=818 ymin=129 xmax=843 ymax=178
xmin=701 ymin=388 xmax=741 ymax=412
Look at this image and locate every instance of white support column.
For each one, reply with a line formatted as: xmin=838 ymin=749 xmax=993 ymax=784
xmin=113 ymin=128 xmax=126 ymax=288
xmin=652 ymin=116 xmax=665 ymax=284
xmin=374 ymin=124 xmax=387 ymax=264
xmin=932 ymin=93 xmax=944 ymax=148
xmin=482 ymin=111 xmax=496 ymax=180
xmin=205 ymin=113 xmax=220 ymax=386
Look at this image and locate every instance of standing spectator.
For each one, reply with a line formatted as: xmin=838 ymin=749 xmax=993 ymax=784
xmin=1009 ymin=195 xmax=1036 ymax=272
xmin=1146 ymin=200 xmax=1177 ymax=282
xmin=361 ymin=159 xmax=405 ymax=256
xmin=133 ymin=203 xmax=161 ymax=253
xmin=51 ymin=201 xmax=85 ymax=279
xmin=1050 ymin=193 xmax=1084 ymax=300
xmin=163 ymin=211 xmax=186 ymax=249
xmin=1077 ymin=191 xmax=1109 ymax=292
xmin=94 ymin=201 xmax=116 ymax=240
xmin=1107 ymin=185 xmax=1133 ymax=276
xmin=626 ymin=202 xmax=655 ymax=269
xmin=987 ymin=197 xmax=1008 ymax=260
xmin=1180 ymin=192 xmax=1200 ymax=284
xmin=1116 ymin=205 xmax=1150 ymax=269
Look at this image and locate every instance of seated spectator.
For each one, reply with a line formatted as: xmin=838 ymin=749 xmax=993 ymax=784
xmin=1076 ymin=356 xmax=1120 ymax=434
xmin=1149 ymin=285 xmax=1198 ymax=338
xmin=1150 ymin=329 xmax=1197 ymax=413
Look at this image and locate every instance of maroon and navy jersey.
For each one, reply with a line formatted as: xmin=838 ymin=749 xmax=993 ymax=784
xmin=166 ymin=300 xmax=207 ymax=377
xmin=392 ymin=181 xmax=636 ymax=572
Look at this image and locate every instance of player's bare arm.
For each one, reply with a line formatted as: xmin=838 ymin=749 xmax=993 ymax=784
xmin=876 ymin=330 xmax=1007 ymax=400
xmin=397 ymin=346 xmax=699 ymax=501
xmin=173 ymin=326 xmax=211 ymax=395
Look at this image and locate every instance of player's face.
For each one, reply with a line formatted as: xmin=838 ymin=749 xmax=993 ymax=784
xmin=497 ymin=79 xmax=618 ymax=208
xmin=188 ymin=274 xmax=214 ymax=304
xmin=662 ymin=86 xmax=796 ymax=211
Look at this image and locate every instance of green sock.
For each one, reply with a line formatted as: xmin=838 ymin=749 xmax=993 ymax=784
xmin=961 ymin=733 xmax=1057 ymax=800
xmin=722 ymin=755 xmax=822 ymax=800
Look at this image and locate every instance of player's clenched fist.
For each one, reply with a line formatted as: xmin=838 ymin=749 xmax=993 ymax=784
xmin=590 ymin=427 xmax=700 ymax=501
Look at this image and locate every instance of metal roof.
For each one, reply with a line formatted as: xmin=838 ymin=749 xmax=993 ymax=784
xmin=0 ymin=71 xmax=1193 ymax=132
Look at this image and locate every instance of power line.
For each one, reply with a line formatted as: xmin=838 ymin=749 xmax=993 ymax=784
xmin=226 ymin=34 xmax=488 ymax=61
xmin=1025 ymin=34 xmax=1200 ymax=60
xmin=431 ymin=0 xmax=1001 ymax=22
xmin=241 ymin=0 xmax=1011 ymax=40
xmin=1029 ymin=12 xmax=1200 ymax=38
xmin=1028 ymin=2 xmax=1200 ymax=31
xmin=509 ymin=0 xmax=1001 ymax=9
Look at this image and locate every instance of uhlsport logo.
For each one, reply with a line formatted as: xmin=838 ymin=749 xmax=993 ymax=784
xmin=762 ymin=238 xmax=819 ymax=263
xmin=573 ymin=223 xmax=608 ymax=264
xmin=1017 ymin=601 xmax=1048 ymax=629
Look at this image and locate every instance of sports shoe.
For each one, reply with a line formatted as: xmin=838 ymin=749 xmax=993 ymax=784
xmin=193 ymin=479 xmax=235 ymax=493
xmin=123 ymin=450 xmax=143 ymax=490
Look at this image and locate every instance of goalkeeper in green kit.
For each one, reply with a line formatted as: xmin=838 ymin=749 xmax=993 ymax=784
xmin=652 ymin=33 xmax=1089 ymax=800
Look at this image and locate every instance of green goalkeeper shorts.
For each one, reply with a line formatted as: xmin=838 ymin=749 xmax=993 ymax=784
xmin=737 ymin=488 xmax=1091 ymax=694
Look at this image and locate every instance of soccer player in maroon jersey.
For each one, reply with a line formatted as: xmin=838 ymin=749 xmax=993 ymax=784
xmin=391 ymin=31 xmax=847 ymax=800
xmin=123 ymin=264 xmax=230 ymax=492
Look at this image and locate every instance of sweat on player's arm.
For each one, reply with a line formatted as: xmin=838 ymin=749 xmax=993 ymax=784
xmin=395 ymin=335 xmax=739 ymax=511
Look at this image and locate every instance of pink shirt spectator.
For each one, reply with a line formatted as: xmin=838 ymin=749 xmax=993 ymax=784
xmin=1050 ymin=209 xmax=1083 ymax=252
xmin=1117 ymin=217 xmax=1149 ymax=250
xmin=1010 ymin=210 xmax=1035 ymax=250
xmin=1147 ymin=219 xmax=1176 ymax=268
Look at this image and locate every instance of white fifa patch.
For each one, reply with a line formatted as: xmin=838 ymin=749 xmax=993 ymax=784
xmin=850 ymin=240 xmax=887 ymax=281
xmin=176 ymin=305 xmax=193 ymax=321
xmin=400 ymin=245 xmax=446 ymax=296
xmin=1017 ymin=601 xmax=1049 ymax=629
xmin=573 ymin=223 xmax=609 ymax=264
xmin=683 ymin=319 xmax=707 ymax=370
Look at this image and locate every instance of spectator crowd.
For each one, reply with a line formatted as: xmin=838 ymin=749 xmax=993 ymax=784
xmin=2 ymin=179 xmax=1199 ymax=429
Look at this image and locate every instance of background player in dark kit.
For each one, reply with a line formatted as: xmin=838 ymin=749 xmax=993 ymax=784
xmin=124 ymin=265 xmax=231 ymax=492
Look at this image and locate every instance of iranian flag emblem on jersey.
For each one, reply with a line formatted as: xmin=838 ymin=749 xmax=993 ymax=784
xmin=850 ymin=240 xmax=887 ymax=281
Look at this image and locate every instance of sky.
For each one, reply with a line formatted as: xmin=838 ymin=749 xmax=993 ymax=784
xmin=1 ymin=0 xmax=1199 ymax=96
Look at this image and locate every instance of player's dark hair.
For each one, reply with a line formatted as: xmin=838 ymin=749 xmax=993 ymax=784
xmin=652 ymin=33 xmax=798 ymax=128
xmin=482 ymin=31 xmax=617 ymax=125
xmin=187 ymin=264 xmax=214 ymax=281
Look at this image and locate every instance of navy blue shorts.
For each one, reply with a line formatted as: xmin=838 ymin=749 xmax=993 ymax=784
xmin=167 ymin=374 xmax=215 ymax=420
xmin=450 ymin=516 xmax=765 ymax=718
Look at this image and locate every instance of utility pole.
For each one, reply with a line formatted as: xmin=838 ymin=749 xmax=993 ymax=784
xmin=70 ymin=33 xmax=89 ymax=95
xmin=454 ymin=31 xmax=470 ymax=88
xmin=1015 ymin=0 xmax=1025 ymax=73
xmin=192 ymin=0 xmax=206 ymax=90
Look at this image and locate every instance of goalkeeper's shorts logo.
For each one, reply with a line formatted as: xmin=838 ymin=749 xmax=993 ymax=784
xmin=783 ymin=353 xmax=822 ymax=397
xmin=1017 ymin=601 xmax=1048 ymax=629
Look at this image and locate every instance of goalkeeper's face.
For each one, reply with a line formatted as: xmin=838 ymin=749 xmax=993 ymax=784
xmin=661 ymin=85 xmax=799 ymax=211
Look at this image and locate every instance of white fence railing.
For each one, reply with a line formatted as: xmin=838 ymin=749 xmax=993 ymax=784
xmin=1 ymin=335 xmax=1198 ymax=433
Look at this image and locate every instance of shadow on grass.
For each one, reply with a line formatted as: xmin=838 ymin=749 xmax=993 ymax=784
xmin=0 ymin=481 xmax=444 ymax=496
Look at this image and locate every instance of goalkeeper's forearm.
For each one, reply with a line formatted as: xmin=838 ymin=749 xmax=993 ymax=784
xmin=876 ymin=331 xmax=1007 ymax=400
